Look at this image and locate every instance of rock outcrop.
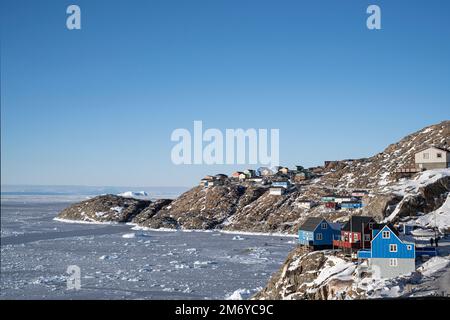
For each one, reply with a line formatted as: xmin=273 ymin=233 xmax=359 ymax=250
xmin=57 ymin=194 xmax=152 ymax=223
xmin=254 ymin=248 xmax=359 ymax=300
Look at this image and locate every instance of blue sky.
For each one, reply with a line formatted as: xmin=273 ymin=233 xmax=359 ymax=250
xmin=1 ymin=0 xmax=449 ymax=187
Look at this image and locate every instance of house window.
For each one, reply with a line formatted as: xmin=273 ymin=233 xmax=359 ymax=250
xmin=407 ymin=245 xmax=412 ymax=250
xmin=353 ymin=233 xmax=358 ymax=241
xmin=382 ymin=231 xmax=390 ymax=239
xmin=437 ymin=153 xmax=442 ymax=158
xmin=316 ymin=233 xmax=323 ymax=240
xmin=390 ymin=244 xmax=398 ymax=252
xmin=389 ymin=258 xmax=398 ymax=267
xmin=364 ymin=234 xmax=371 ymax=241
xmin=321 ymin=223 xmax=328 ymax=229
xmin=368 ymin=222 xmax=374 ymax=230
xmin=423 ymin=153 xmax=429 ymax=159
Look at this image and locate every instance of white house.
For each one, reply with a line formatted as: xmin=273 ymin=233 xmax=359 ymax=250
xmin=269 ymin=187 xmax=285 ymax=196
xmin=415 ymin=146 xmax=449 ymax=170
xmin=334 ymin=196 xmax=353 ymax=204
xmin=295 ymin=200 xmax=316 ymax=209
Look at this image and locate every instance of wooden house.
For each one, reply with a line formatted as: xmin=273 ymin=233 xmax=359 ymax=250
xmin=231 ymin=171 xmax=244 ymax=179
xmin=357 ymin=225 xmax=415 ymax=279
xmin=414 ymin=146 xmax=449 ymax=170
xmin=295 ymin=200 xmax=316 ymax=210
xmin=333 ymin=216 xmax=376 ymax=252
xmin=257 ymin=167 xmax=274 ymax=176
xmin=244 ymin=169 xmax=256 ymax=178
xmin=272 ymin=180 xmax=290 ymax=189
xmin=207 ymin=180 xmax=223 ymax=187
xmin=298 ymin=218 xmax=342 ymax=250
xmin=200 ymin=175 xmax=215 ymax=187
xmin=334 ymin=196 xmax=353 ymax=204
xmin=340 ymin=201 xmax=363 ymax=209
xmin=278 ymin=167 xmax=290 ymax=175
xmin=321 ymin=195 xmax=335 ymax=203
xmin=293 ymin=172 xmax=306 ymax=183
xmin=352 ymin=190 xmax=369 ymax=198
xmin=325 ymin=202 xmax=337 ymax=209
xmin=215 ymin=174 xmax=228 ymax=181
xmin=269 ymin=187 xmax=285 ymax=196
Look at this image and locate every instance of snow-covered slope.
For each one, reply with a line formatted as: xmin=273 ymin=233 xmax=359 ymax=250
xmin=415 ymin=194 xmax=450 ymax=232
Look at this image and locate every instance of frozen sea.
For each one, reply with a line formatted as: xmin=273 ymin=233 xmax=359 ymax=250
xmin=0 ymin=194 xmax=296 ymax=300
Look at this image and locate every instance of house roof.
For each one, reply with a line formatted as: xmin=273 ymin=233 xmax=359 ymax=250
xmin=372 ymin=223 xmax=399 ymax=236
xmin=342 ymin=216 xmax=374 ymax=232
xmin=329 ymin=222 xmax=343 ymax=231
xmin=371 ymin=225 xmax=414 ymax=245
xmin=415 ymin=145 xmax=449 ymax=154
xmin=298 ymin=217 xmax=324 ymax=232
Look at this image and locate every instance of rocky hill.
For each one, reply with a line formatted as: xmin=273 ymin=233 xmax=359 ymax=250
xmin=254 ymin=246 xmax=450 ymax=300
xmin=56 ymin=121 xmax=449 ymax=234
xmin=317 ymin=120 xmax=449 ymax=189
xmin=57 ymin=194 xmax=151 ymax=223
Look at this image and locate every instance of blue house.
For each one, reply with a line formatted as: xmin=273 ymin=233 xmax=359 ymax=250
xmin=340 ymin=201 xmax=363 ymax=209
xmin=357 ymin=225 xmax=415 ymax=279
xmin=272 ymin=181 xmax=290 ymax=189
xmin=298 ymin=217 xmax=341 ymax=250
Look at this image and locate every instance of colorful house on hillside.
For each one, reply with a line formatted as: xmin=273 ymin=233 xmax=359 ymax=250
xmin=232 ymin=171 xmax=244 ymax=179
xmin=325 ymin=202 xmax=337 ymax=209
xmin=257 ymin=167 xmax=274 ymax=177
xmin=321 ymin=195 xmax=335 ymax=203
xmin=200 ymin=175 xmax=215 ymax=187
xmin=340 ymin=201 xmax=363 ymax=209
xmin=352 ymin=190 xmax=369 ymax=198
xmin=272 ymin=180 xmax=290 ymax=189
xmin=357 ymin=225 xmax=415 ymax=278
xmin=298 ymin=218 xmax=342 ymax=250
xmin=333 ymin=216 xmax=376 ymax=252
xmin=414 ymin=146 xmax=450 ymax=170
xmin=295 ymin=200 xmax=317 ymax=210
xmin=278 ymin=167 xmax=290 ymax=175
xmin=244 ymin=169 xmax=256 ymax=178
xmin=269 ymin=187 xmax=285 ymax=196
xmin=334 ymin=196 xmax=353 ymax=204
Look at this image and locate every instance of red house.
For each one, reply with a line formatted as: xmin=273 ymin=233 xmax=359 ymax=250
xmin=333 ymin=216 xmax=376 ymax=252
xmin=325 ymin=202 xmax=337 ymax=209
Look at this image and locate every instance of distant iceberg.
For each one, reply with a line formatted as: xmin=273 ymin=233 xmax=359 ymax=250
xmin=117 ymin=191 xmax=150 ymax=199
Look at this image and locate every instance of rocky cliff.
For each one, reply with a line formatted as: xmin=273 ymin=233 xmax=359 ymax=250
xmin=57 ymin=194 xmax=152 ymax=223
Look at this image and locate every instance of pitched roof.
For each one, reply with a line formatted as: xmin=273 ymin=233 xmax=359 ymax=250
xmin=342 ymin=216 xmax=374 ymax=232
xmin=415 ymin=145 xmax=449 ymax=154
xmin=298 ymin=217 xmax=324 ymax=232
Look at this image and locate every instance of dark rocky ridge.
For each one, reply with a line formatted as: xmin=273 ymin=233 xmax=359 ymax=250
xmin=57 ymin=194 xmax=152 ymax=223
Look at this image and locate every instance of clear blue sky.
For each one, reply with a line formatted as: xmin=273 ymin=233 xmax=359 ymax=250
xmin=1 ymin=0 xmax=449 ymax=187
